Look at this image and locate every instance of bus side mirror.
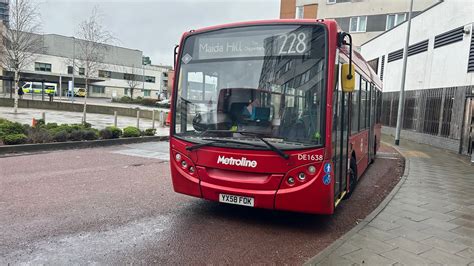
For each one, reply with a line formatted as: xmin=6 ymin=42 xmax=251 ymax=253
xmin=341 ymin=63 xmax=355 ymax=93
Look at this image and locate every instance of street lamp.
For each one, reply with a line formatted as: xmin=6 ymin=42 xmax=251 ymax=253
xmin=394 ymin=0 xmax=414 ymax=146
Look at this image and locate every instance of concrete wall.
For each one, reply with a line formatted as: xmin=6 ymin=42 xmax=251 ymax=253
xmin=41 ymin=35 xmax=143 ymax=68
xmin=361 ymin=0 xmax=474 ymax=92
xmin=382 ymin=126 xmax=460 ymax=152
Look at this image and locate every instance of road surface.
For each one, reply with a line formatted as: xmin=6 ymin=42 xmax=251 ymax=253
xmin=0 ymin=142 xmax=403 ymax=264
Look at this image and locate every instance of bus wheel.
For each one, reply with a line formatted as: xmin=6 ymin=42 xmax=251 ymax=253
xmin=344 ymin=158 xmax=358 ymax=199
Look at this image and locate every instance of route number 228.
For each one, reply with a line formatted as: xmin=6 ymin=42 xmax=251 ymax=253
xmin=278 ymin=32 xmax=308 ymax=55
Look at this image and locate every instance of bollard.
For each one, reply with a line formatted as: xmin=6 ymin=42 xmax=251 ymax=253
xmin=42 ymin=112 xmax=46 ymax=123
xmin=114 ymin=111 xmax=117 ymax=127
xmin=160 ymin=111 xmax=165 ymax=127
xmin=136 ymin=110 xmax=140 ymax=129
xmin=152 ymin=110 xmax=156 ymax=129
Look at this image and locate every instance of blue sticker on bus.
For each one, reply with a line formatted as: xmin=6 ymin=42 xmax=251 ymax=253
xmin=324 ymin=163 xmax=331 ymax=174
xmin=323 ymin=174 xmax=331 ymax=185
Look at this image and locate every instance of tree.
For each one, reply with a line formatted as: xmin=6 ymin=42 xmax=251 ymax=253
xmin=124 ymin=65 xmax=142 ymax=99
xmin=75 ymin=6 xmax=113 ymax=123
xmin=0 ymin=0 xmax=43 ymax=113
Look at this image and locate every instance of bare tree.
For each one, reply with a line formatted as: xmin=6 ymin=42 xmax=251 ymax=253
xmin=75 ymin=6 xmax=113 ymax=123
xmin=0 ymin=0 xmax=43 ymax=113
xmin=123 ymin=65 xmax=142 ymax=99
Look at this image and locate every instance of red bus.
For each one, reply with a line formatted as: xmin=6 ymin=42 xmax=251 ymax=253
xmin=169 ymin=19 xmax=382 ymax=214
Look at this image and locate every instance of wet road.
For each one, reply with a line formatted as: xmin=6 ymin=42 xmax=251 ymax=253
xmin=0 ymin=142 xmax=404 ymax=264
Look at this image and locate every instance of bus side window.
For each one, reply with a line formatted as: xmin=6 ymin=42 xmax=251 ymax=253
xmin=351 ymin=73 xmax=361 ymax=134
xmin=359 ymin=79 xmax=367 ymax=129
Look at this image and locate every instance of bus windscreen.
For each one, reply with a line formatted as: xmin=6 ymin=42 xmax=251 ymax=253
xmin=174 ymin=24 xmax=327 ymax=150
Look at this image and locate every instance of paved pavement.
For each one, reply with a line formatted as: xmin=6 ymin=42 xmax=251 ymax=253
xmin=312 ymin=136 xmax=474 ymax=265
xmin=0 ymin=106 xmax=169 ymax=135
xmin=1 ymin=94 xmax=167 ymax=111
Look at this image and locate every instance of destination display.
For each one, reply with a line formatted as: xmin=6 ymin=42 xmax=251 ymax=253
xmin=195 ymin=27 xmax=312 ymax=60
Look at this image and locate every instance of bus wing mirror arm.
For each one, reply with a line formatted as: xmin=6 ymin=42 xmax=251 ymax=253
xmin=338 ymin=32 xmax=355 ymax=93
xmin=174 ymin=45 xmax=179 ymax=69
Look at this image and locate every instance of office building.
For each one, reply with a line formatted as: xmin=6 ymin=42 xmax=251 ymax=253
xmin=361 ymin=0 xmax=474 ymax=155
xmin=0 ymin=0 xmax=8 ymax=26
xmin=279 ymin=0 xmax=438 ymax=46
xmin=0 ymin=32 xmax=172 ymax=99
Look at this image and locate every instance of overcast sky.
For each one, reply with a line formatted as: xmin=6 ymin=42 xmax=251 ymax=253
xmin=39 ymin=0 xmax=280 ymax=66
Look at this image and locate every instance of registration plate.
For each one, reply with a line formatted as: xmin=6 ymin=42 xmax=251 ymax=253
xmin=219 ymin=194 xmax=254 ymax=207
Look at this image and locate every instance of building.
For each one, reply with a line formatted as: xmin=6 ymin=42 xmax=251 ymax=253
xmin=279 ymin=0 xmax=438 ymax=46
xmin=0 ymin=0 xmax=8 ymax=26
xmin=360 ymin=0 xmax=474 ymax=155
xmin=1 ymin=32 xmax=172 ymax=99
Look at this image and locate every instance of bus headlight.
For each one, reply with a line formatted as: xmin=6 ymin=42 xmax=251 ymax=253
xmin=298 ymin=172 xmax=306 ymax=181
xmin=181 ymin=160 xmax=188 ymax=168
xmin=175 ymin=153 xmax=182 ymax=161
xmin=287 ymin=177 xmax=295 ymax=185
xmin=308 ymin=165 xmax=316 ymax=174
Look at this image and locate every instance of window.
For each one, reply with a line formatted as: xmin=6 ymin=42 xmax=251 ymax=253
xmin=144 ymin=90 xmax=151 ymax=97
xmin=360 ymin=79 xmax=367 ymax=129
xmin=295 ymin=6 xmax=304 ymax=19
xmin=351 ymin=73 xmax=361 ymax=134
xmin=67 ymin=66 xmax=73 ymax=74
xmin=327 ymin=0 xmax=336 ymax=4
xmin=124 ymin=73 xmax=136 ymax=81
xmin=78 ymin=67 xmax=85 ymax=76
xmin=145 ymin=76 xmax=156 ymax=83
xmin=124 ymin=88 xmax=129 ymax=95
xmin=35 ymin=62 xmax=51 ymax=72
xmin=91 ymin=86 xmax=105 ymax=94
xmin=349 ymin=16 xmax=367 ymax=33
xmin=98 ymin=70 xmax=111 ymax=78
xmin=386 ymin=13 xmax=406 ymax=30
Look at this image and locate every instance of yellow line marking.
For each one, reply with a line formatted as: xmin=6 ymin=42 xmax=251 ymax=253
xmin=335 ymin=191 xmax=346 ymax=207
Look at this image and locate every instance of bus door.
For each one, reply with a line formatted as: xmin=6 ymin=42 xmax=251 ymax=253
xmin=368 ymin=84 xmax=376 ymax=161
xmin=332 ymin=63 xmax=350 ymax=203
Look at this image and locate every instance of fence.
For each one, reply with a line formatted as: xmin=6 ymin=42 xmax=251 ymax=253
xmin=381 ymin=86 xmax=473 ymax=152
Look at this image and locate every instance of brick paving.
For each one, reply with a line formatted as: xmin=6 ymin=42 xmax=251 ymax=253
xmin=311 ymin=136 xmax=474 ymax=265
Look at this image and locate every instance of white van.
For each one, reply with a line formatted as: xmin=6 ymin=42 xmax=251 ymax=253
xmin=22 ymin=82 xmax=57 ymax=95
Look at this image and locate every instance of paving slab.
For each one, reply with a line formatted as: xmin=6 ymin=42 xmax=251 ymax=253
xmin=307 ymin=136 xmax=474 ymax=265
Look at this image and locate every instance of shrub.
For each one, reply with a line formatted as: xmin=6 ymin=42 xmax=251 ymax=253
xmin=35 ymin=119 xmax=45 ymax=127
xmin=0 ymin=121 xmax=27 ymax=140
xmin=99 ymin=128 xmax=113 ymax=139
xmin=99 ymin=126 xmax=122 ymax=139
xmin=82 ymin=122 xmax=92 ymax=128
xmin=27 ymin=127 xmax=53 ymax=143
xmin=123 ymin=126 xmax=141 ymax=138
xmin=44 ymin=123 xmax=59 ymax=130
xmin=120 ymin=96 xmax=132 ymax=103
xmin=69 ymin=130 xmax=84 ymax=141
xmin=142 ymin=98 xmax=157 ymax=106
xmin=143 ymin=128 xmax=156 ymax=136
xmin=3 ymin=133 xmax=28 ymax=145
xmin=82 ymin=129 xmax=98 ymax=140
xmin=53 ymin=131 xmax=68 ymax=142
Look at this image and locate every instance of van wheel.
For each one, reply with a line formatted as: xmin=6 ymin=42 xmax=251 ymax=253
xmin=344 ymin=158 xmax=358 ymax=199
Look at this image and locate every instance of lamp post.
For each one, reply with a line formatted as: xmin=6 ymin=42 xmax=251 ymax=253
xmin=394 ymin=0 xmax=414 ymax=146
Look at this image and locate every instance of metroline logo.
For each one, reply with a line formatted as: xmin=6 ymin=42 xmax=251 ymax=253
xmin=217 ymin=155 xmax=257 ymax=168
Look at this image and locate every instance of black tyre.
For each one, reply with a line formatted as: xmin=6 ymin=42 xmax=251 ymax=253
xmin=344 ymin=157 xmax=358 ymax=199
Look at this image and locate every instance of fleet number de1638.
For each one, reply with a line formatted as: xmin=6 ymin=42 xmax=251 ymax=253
xmin=297 ymin=154 xmax=323 ymax=161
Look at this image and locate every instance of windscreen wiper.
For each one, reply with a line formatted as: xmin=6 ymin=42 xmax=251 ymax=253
xmin=186 ymin=138 xmax=267 ymax=151
xmin=198 ymin=130 xmax=290 ymax=160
